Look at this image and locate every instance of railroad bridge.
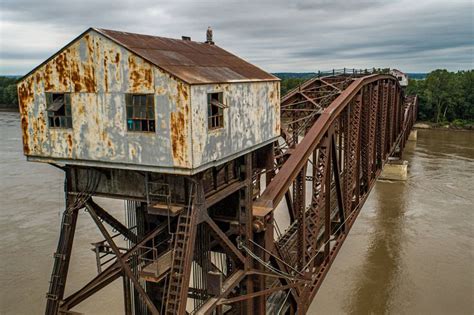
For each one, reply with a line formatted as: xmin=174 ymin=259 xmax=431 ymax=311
xmin=17 ymin=29 xmax=417 ymax=315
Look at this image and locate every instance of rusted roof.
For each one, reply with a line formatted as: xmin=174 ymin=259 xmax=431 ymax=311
xmin=94 ymin=28 xmax=279 ymax=85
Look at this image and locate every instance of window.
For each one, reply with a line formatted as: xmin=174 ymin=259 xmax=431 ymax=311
xmin=126 ymin=94 xmax=155 ymax=132
xmin=207 ymin=92 xmax=226 ymax=129
xmin=47 ymin=93 xmax=72 ymax=128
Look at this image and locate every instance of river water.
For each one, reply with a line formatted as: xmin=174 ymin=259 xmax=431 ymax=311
xmin=0 ymin=111 xmax=473 ymax=314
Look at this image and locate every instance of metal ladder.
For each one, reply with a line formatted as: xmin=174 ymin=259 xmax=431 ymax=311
xmin=165 ymin=208 xmax=198 ymax=314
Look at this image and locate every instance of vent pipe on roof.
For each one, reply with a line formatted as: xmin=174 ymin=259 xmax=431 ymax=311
xmin=182 ymin=36 xmax=191 ymax=41
xmin=206 ymin=26 xmax=214 ymax=45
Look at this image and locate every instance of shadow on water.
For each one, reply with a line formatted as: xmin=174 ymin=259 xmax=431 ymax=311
xmin=344 ymin=180 xmax=408 ymax=315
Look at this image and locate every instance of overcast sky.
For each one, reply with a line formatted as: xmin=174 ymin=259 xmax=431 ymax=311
xmin=0 ymin=0 xmax=472 ymax=75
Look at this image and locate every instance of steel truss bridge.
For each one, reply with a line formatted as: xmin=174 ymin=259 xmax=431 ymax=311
xmin=45 ymin=71 xmax=417 ymax=315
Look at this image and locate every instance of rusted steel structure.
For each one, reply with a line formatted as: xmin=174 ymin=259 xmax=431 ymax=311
xmin=18 ymin=28 xmax=417 ymax=315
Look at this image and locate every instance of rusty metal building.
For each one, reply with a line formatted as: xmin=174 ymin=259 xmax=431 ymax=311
xmin=18 ymin=27 xmax=280 ymax=174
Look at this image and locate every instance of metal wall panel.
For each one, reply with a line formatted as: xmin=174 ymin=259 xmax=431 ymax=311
xmin=190 ymin=81 xmax=280 ymax=169
xmin=18 ymin=29 xmax=278 ymax=173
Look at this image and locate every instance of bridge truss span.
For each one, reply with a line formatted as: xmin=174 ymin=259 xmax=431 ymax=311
xmin=251 ymin=73 xmax=417 ymax=313
xmin=45 ymin=72 xmax=417 ymax=315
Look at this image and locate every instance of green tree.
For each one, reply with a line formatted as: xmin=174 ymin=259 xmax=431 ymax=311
xmin=407 ymin=69 xmax=473 ymax=125
xmin=0 ymin=76 xmax=19 ymax=108
xmin=424 ymin=70 xmax=453 ymax=123
xmin=280 ymin=77 xmax=307 ymax=96
xmin=458 ymin=71 xmax=474 ymax=120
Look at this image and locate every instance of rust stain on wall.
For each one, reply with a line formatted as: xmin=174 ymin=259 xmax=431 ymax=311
xmin=145 ymin=68 xmax=152 ymax=86
xmin=170 ymin=82 xmax=189 ymax=166
xmin=128 ymin=55 xmax=153 ymax=92
xmin=67 ymin=134 xmax=73 ymax=155
xmin=84 ymin=64 xmax=96 ymax=93
xmin=38 ymin=110 xmax=46 ymax=134
xmin=177 ymin=82 xmax=188 ymax=101
xmin=32 ymin=119 xmax=39 ymax=151
xmin=104 ymin=55 xmax=109 ymax=93
xmin=170 ymin=111 xmax=186 ymax=165
xmin=128 ymin=56 xmax=141 ymax=92
xmin=77 ymin=102 xmax=85 ymax=115
xmin=18 ymin=80 xmax=34 ymax=155
xmin=71 ymin=61 xmax=81 ymax=92
xmin=55 ymin=52 xmax=69 ymax=90
xmin=43 ymin=63 xmax=54 ymax=91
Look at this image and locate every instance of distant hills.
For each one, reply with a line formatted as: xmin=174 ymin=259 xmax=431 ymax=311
xmin=406 ymin=73 xmax=428 ymax=79
xmin=273 ymin=73 xmax=317 ymax=79
xmin=2 ymin=75 xmax=21 ymax=79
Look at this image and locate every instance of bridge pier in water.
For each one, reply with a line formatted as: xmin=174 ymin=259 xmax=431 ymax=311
xmin=380 ymin=160 xmax=408 ymax=181
xmin=380 ymin=127 xmax=418 ymax=181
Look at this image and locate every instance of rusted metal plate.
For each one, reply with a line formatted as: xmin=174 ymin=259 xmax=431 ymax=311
xmin=95 ymin=28 xmax=279 ymax=84
xmin=167 ymin=66 xmax=248 ymax=84
xmin=133 ymin=48 xmax=196 ymax=66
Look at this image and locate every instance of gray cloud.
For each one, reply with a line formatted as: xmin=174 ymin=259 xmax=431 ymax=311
xmin=0 ymin=0 xmax=472 ymax=75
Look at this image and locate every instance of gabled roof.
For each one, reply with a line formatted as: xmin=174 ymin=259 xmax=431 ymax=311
xmin=20 ymin=27 xmax=279 ymax=85
xmin=94 ymin=28 xmax=278 ymax=84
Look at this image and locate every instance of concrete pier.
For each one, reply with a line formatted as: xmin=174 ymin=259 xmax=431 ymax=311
xmin=380 ymin=160 xmax=408 ymax=181
xmin=408 ymin=129 xmax=417 ymax=141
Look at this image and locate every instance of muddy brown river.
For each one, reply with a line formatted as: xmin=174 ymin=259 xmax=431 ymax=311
xmin=1 ymin=111 xmax=473 ymax=314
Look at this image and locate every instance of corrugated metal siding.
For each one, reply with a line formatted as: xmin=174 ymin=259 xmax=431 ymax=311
xmin=190 ymin=81 xmax=280 ymax=168
xmin=18 ymin=30 xmax=192 ymax=171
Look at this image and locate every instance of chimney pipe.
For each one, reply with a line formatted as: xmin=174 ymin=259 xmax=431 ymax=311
xmin=206 ymin=26 xmax=214 ymax=45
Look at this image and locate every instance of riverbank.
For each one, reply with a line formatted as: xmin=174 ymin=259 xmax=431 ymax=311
xmin=414 ymin=121 xmax=474 ymax=131
xmin=0 ymin=107 xmax=18 ymax=112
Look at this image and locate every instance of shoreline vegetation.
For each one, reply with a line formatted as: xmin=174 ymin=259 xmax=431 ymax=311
xmin=276 ymin=69 xmax=473 ymax=131
xmin=406 ymin=69 xmax=473 ymax=130
xmin=1 ymin=69 xmax=472 ymax=130
xmin=0 ymin=76 xmax=18 ymax=110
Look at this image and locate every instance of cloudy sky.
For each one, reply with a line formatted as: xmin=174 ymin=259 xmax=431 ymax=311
xmin=0 ymin=0 xmax=472 ymax=75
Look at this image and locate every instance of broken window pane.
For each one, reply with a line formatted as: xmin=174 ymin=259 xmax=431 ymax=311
xmin=126 ymin=94 xmax=155 ymax=132
xmin=208 ymin=92 xmax=225 ymax=129
xmin=149 ymin=120 xmax=155 ymax=132
xmin=46 ymin=92 xmax=72 ymax=129
xmin=47 ymin=99 xmax=65 ymax=112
